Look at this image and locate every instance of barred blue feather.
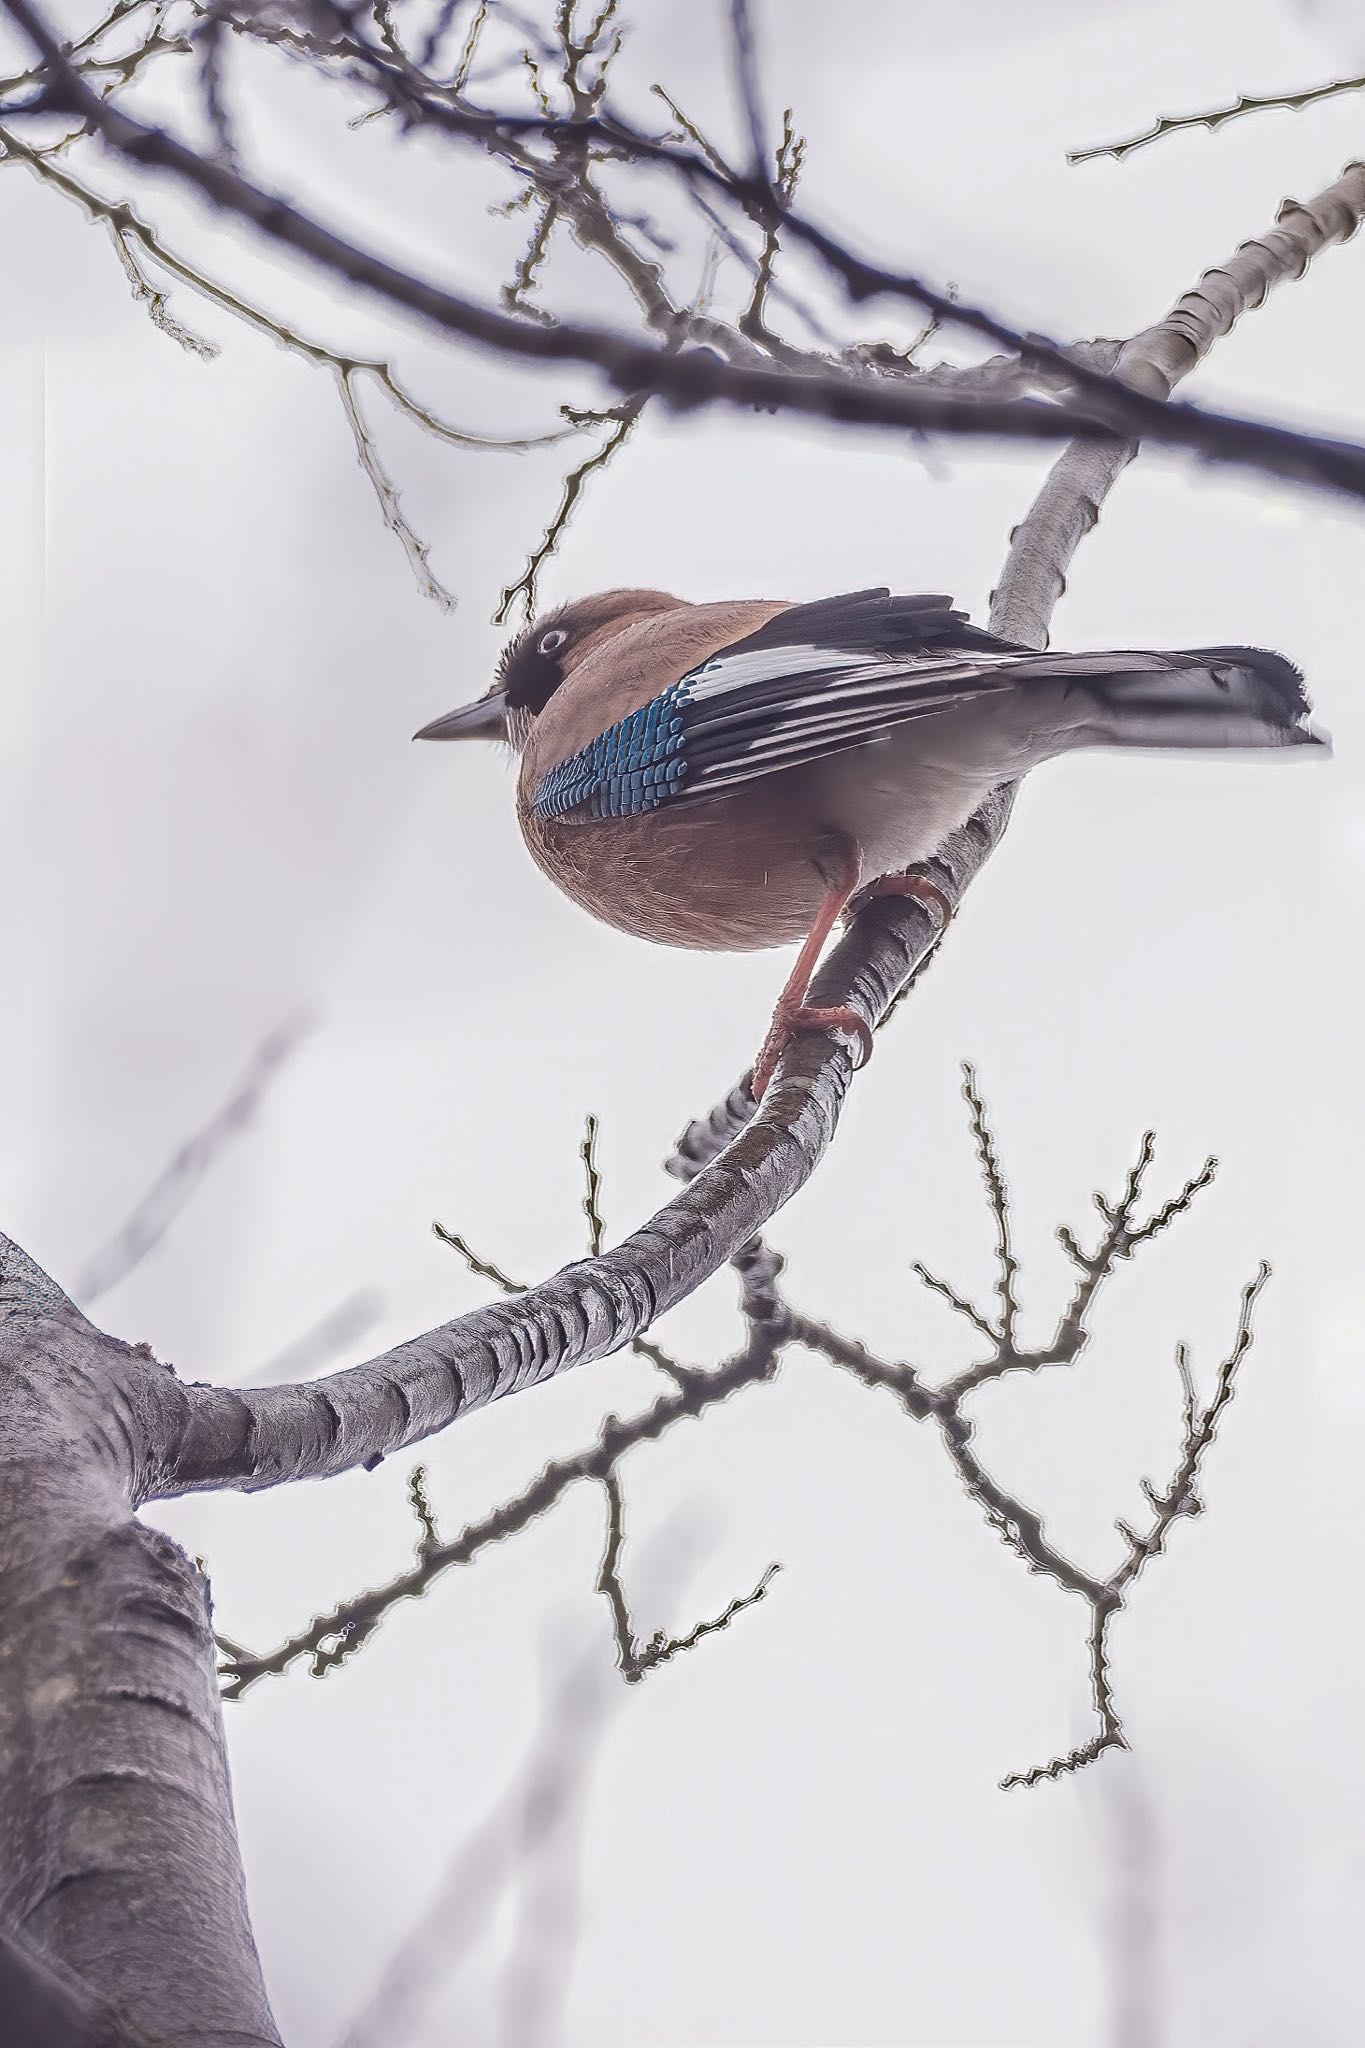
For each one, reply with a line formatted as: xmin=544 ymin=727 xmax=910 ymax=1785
xmin=526 ymin=588 xmax=1320 ymax=826
xmin=531 ymin=678 xmax=693 ymax=818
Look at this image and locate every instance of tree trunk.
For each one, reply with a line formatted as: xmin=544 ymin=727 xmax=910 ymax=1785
xmin=0 ymin=1238 xmax=279 ymax=2043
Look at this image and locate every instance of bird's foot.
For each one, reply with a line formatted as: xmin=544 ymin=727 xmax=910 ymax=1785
xmin=749 ymin=1002 xmax=874 ymax=1101
xmin=847 ymin=868 xmax=954 ymax=929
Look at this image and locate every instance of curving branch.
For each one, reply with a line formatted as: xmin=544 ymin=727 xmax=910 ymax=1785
xmin=121 ymin=149 xmax=1365 ymax=1504
xmin=0 ymin=12 xmax=1353 ymax=2029
xmin=990 ymin=157 xmax=1365 ymax=643
xmin=215 ymin=1078 xmax=1259 ymax=1802
xmin=160 ymin=858 xmax=958 ymax=1498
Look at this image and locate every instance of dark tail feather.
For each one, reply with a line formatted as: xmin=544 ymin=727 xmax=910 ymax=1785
xmin=1022 ymin=644 xmax=1328 ymax=753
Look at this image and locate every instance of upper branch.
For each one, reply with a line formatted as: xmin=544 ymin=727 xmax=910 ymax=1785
xmin=991 ymin=156 xmax=1365 ymax=643
xmin=5 ymin=1 xmax=1365 ymax=502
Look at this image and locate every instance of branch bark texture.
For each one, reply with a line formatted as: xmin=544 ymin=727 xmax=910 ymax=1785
xmin=0 ymin=1243 xmax=278 ymax=2044
xmin=0 ymin=52 xmax=1360 ymax=2038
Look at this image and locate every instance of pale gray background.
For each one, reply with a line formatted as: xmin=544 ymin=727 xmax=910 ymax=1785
xmin=3 ymin=0 xmax=1363 ymax=2041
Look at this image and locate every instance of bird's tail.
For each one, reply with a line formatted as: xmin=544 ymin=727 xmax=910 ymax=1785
xmin=1012 ymin=645 xmax=1328 ymax=754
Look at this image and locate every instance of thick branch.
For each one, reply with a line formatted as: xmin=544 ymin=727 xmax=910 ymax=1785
xmin=161 ymin=823 xmax=980 ymax=1496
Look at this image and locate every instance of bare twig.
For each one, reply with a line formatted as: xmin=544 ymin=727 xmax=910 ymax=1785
xmin=432 ymin=1220 xmax=525 ymax=1295
xmin=218 ymin=1076 xmax=1257 ymax=1798
xmin=76 ymin=1018 xmax=309 ymax=1305
xmin=502 ymin=193 xmax=558 ymax=310
xmin=1070 ymin=74 xmax=1365 ymax=166
xmin=579 ymin=1113 xmax=605 ymax=1257
xmin=337 ymin=364 xmax=457 ymax=609
xmin=109 ymin=221 xmax=219 ymax=356
xmin=0 ymin=122 xmax=597 ymax=456
xmin=337 ymin=1647 xmax=613 ymax=2048
xmin=962 ymin=1062 xmax=1019 ymax=1350
xmin=494 ymin=397 xmax=641 ymax=624
xmin=596 ymin=1468 xmax=779 ymax=1682
xmin=740 ymin=106 xmax=805 ymax=343
xmin=792 ymin=1074 xmax=1263 ymax=1789
xmin=241 ymin=1288 xmax=386 ymax=1385
xmin=452 ymin=0 xmax=489 ymax=87
xmin=216 ymin=1313 xmax=786 ymax=1698
xmin=6 ymin=10 xmax=1365 ymax=504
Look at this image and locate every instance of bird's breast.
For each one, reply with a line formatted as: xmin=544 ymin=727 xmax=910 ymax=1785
xmin=519 ymin=718 xmax=1010 ymax=953
xmin=521 ymin=785 xmax=831 ymax=951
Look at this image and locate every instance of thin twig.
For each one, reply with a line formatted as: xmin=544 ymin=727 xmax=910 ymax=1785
xmin=494 ymin=398 xmax=641 ymax=625
xmin=432 ymin=1221 xmax=524 ymax=1295
xmin=242 ymin=1288 xmax=386 ymax=1385
xmin=579 ymin=1114 xmax=605 ymax=1258
xmin=217 ymin=1316 xmax=785 ymax=1698
xmin=8 ymin=16 xmax=1365 ymax=502
xmin=595 ymin=1466 xmax=779 ymax=1683
xmin=1070 ymin=74 xmax=1365 ymax=166
xmin=109 ymin=222 xmax=219 ymax=357
xmin=77 ymin=1018 xmax=309 ymax=1305
xmin=336 ymin=365 xmax=457 ymax=609
xmin=0 ymin=125 xmax=595 ymax=456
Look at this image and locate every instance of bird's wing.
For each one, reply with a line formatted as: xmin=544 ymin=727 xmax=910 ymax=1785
xmin=529 ymin=589 xmax=1030 ymax=821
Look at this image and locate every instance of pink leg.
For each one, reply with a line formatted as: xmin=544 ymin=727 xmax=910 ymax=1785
xmin=750 ymin=841 xmax=872 ymax=1101
xmin=847 ymin=867 xmax=954 ymax=930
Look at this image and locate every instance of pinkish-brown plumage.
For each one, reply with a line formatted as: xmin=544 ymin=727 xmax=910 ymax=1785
xmin=415 ymin=584 xmax=1323 ymax=1090
xmin=522 ymin=595 xmax=833 ymax=949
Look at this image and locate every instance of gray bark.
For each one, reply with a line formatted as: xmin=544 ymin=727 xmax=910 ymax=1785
xmin=0 ymin=156 xmax=1360 ymax=2038
xmin=0 ymin=1243 xmax=278 ymax=2043
xmin=0 ymin=1922 xmax=140 ymax=2046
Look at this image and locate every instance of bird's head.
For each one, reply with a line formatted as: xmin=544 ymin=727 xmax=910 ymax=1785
xmin=413 ymin=589 xmax=684 ymax=751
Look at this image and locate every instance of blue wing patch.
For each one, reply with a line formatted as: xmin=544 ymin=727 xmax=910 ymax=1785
xmin=531 ymin=678 xmax=693 ymax=819
xmin=528 ymin=590 xmax=1029 ymax=824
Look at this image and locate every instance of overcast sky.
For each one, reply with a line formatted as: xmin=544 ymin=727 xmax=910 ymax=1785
xmin=4 ymin=0 xmax=1364 ymax=2042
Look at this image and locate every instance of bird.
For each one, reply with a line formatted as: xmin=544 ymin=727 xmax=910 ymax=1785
xmin=414 ymin=586 xmax=1325 ymax=1097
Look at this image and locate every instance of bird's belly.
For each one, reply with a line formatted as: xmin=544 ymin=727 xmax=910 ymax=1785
xmin=798 ymin=725 xmax=1003 ymax=877
xmin=525 ymin=794 xmax=830 ymax=951
xmin=524 ymin=718 xmax=1012 ymax=954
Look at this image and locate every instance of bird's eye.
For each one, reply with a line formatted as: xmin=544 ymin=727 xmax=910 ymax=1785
xmin=537 ymin=627 xmax=568 ymax=656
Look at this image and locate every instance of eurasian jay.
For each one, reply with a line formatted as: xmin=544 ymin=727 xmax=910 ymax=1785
xmin=415 ymin=587 xmax=1324 ymax=1096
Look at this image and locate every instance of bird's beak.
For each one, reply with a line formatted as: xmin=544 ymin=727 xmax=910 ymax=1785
xmin=412 ymin=692 xmax=507 ymax=742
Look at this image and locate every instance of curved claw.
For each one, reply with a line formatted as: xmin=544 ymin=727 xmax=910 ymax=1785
xmin=750 ymin=1003 xmax=874 ymax=1100
xmin=848 ymin=868 xmax=954 ymax=929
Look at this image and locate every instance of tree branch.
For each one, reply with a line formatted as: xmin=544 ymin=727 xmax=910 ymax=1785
xmin=991 ymin=157 xmax=1365 ymax=643
xmin=789 ymin=1084 xmax=1263 ymax=1791
xmin=4 ymin=3 xmax=1365 ymax=503
xmin=109 ymin=136 xmax=1352 ymax=1500
xmin=1069 ymin=74 xmax=1365 ymax=166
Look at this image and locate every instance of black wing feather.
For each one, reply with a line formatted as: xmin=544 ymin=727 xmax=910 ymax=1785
xmin=530 ymin=589 xmax=1028 ymax=822
xmin=719 ymin=589 xmax=1025 ymax=661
